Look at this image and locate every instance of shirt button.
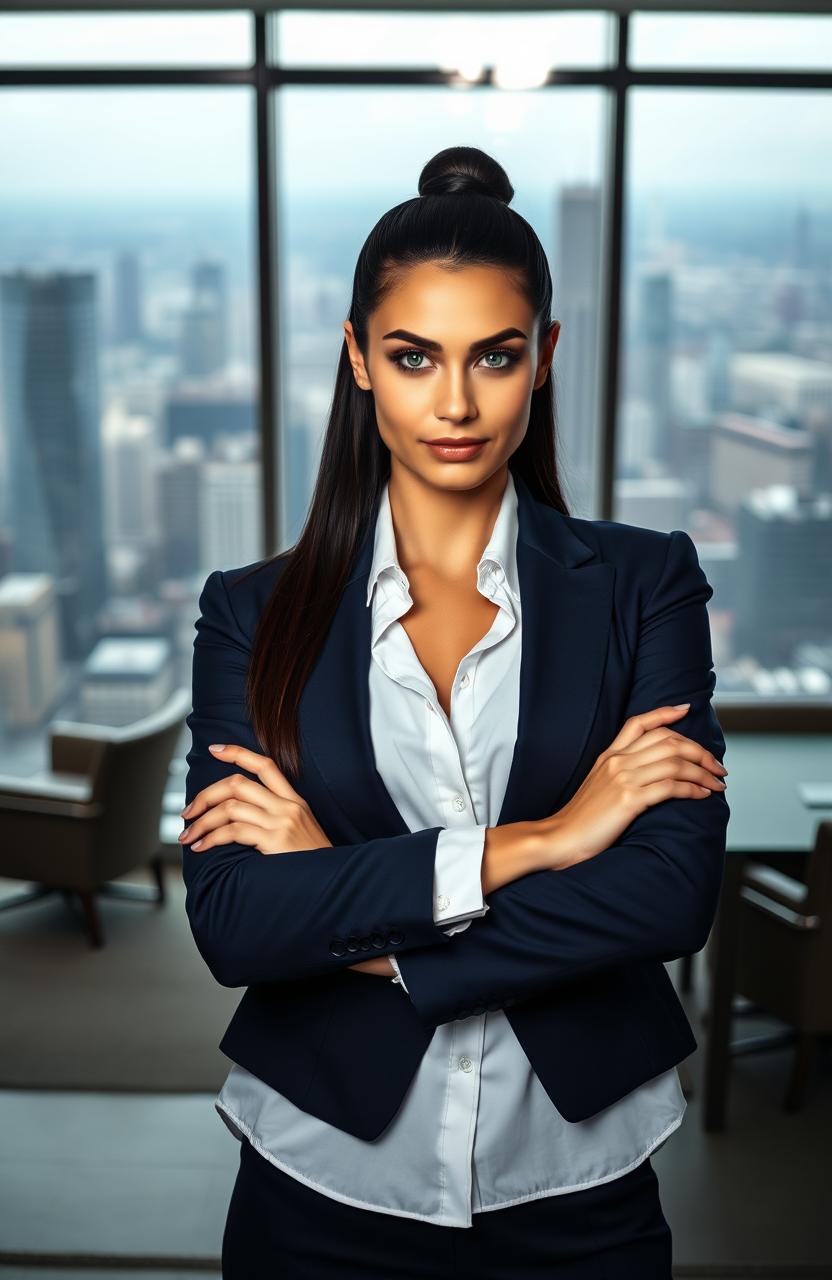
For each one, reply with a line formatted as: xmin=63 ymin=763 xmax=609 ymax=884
xmin=436 ymin=894 xmax=450 ymax=910
xmin=452 ymin=796 xmax=466 ymax=812
xmin=458 ymin=1056 xmax=473 ymax=1072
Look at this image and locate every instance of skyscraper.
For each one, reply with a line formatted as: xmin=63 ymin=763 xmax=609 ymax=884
xmin=556 ymin=184 xmax=602 ymax=515
xmin=0 ymin=269 xmax=107 ymax=656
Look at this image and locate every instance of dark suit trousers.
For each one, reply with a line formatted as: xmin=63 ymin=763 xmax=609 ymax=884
xmin=221 ymin=1136 xmax=673 ymax=1279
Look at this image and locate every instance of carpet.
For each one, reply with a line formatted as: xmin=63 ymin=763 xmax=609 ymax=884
xmin=0 ymin=868 xmax=240 ymax=1091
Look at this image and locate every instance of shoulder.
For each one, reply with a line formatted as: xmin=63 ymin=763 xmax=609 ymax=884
xmin=563 ymin=511 xmax=671 ymax=565
xmin=552 ymin=510 xmax=706 ymax=607
xmin=222 ymin=552 xmax=290 ymax=595
xmin=198 ymin=553 xmax=291 ymax=644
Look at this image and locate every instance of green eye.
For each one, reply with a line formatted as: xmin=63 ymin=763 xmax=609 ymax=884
xmin=390 ymin=348 xmax=522 ymax=375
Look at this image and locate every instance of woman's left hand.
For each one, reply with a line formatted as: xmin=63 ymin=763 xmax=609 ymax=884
xmin=180 ymin=743 xmax=333 ymax=855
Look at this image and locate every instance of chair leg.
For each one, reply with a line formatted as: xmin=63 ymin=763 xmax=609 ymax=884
xmin=149 ymin=854 xmax=166 ymax=904
xmin=702 ymin=853 xmax=745 ymax=1132
xmin=77 ymin=890 xmax=104 ymax=949
xmin=783 ymin=1031 xmax=817 ymax=1113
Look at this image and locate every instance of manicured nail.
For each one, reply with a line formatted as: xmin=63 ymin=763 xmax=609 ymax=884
xmin=208 ymin=744 xmax=226 ymax=753
xmin=191 ymin=839 xmax=204 ymax=850
xmin=673 ymin=703 xmax=690 ymax=709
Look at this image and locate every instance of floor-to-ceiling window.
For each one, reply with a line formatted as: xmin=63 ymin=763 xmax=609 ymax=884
xmin=0 ymin=5 xmax=829 ymax=799
xmin=0 ymin=12 xmax=258 ymax=792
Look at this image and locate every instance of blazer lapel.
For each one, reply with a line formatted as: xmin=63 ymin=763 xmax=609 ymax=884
xmin=298 ymin=471 xmax=616 ymax=841
xmin=498 ymin=475 xmax=616 ymax=825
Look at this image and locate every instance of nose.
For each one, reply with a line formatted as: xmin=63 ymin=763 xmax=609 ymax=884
xmin=433 ymin=369 xmax=478 ymax=423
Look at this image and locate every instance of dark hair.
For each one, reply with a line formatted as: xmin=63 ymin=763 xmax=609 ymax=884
xmin=238 ymin=145 xmax=570 ymax=779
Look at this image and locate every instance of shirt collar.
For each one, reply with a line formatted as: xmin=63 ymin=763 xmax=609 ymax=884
xmin=366 ymin=468 xmax=520 ymax=610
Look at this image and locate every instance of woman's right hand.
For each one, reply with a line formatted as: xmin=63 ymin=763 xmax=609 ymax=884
xmin=541 ymin=703 xmax=728 ymax=870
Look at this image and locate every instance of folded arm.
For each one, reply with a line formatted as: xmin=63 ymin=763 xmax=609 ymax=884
xmin=393 ymin=529 xmax=730 ymax=1028
xmin=182 ymin=568 xmax=477 ymax=988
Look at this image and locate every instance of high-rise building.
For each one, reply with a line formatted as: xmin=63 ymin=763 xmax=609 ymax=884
xmin=735 ymin=486 xmax=832 ymax=666
xmin=113 ymin=249 xmax=143 ymax=345
xmin=0 ymin=574 xmax=63 ymax=731
xmin=0 ymin=269 xmax=107 ymax=656
xmin=640 ymin=268 xmax=674 ymax=469
xmin=180 ymin=258 xmax=229 ymax=376
xmin=200 ymin=454 xmax=261 ymax=574
xmin=556 ymin=184 xmax=602 ymax=515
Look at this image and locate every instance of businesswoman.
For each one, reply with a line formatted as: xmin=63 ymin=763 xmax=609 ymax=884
xmin=180 ymin=145 xmax=730 ymax=1279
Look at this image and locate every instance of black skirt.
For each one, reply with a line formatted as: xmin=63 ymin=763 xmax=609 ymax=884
xmin=221 ymin=1136 xmax=673 ymax=1279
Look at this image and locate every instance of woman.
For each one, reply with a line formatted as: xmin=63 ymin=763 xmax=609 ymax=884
xmin=180 ymin=145 xmax=729 ymax=1278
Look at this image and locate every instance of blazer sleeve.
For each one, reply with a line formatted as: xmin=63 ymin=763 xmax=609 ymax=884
xmin=181 ymin=567 xmax=458 ymax=988
xmin=392 ymin=528 xmax=730 ymax=1029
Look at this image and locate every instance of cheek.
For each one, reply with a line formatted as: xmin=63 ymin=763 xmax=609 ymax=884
xmin=372 ymin=372 xmax=427 ymax=435
xmin=377 ymin=365 xmax=424 ymax=399
xmin=489 ymin=376 xmax=534 ymax=424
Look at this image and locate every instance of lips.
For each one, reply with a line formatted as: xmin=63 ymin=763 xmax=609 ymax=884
xmin=424 ymin=439 xmax=488 ymax=462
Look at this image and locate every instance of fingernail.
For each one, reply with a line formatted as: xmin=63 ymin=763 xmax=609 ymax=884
xmin=208 ymin=744 xmax=226 ymax=753
xmin=181 ymin=804 xmax=191 ymax=817
xmin=673 ymin=703 xmax=690 ymax=709
xmin=179 ymin=827 xmax=191 ymax=840
xmin=191 ymin=839 xmax=204 ymax=850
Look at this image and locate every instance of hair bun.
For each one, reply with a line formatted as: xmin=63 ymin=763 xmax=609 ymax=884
xmin=418 ymin=146 xmax=514 ymax=205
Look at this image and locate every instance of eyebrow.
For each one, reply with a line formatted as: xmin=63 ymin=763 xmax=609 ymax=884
xmin=381 ymin=327 xmax=528 ymax=353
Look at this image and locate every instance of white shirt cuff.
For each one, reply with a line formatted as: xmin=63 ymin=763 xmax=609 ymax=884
xmin=433 ymin=824 xmax=490 ymax=936
xmin=390 ymin=826 xmax=491 ymax=994
xmin=389 ymin=953 xmax=409 ymax=993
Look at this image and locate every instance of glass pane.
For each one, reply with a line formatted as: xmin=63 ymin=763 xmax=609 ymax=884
xmin=618 ymin=89 xmax=832 ymax=699
xmin=0 ymin=11 xmax=253 ymax=67
xmin=271 ymin=11 xmax=614 ymax=72
xmin=274 ymin=85 xmax=608 ymax=545
xmin=631 ymin=13 xmax=832 ymax=70
xmin=0 ymin=88 xmax=259 ymax=774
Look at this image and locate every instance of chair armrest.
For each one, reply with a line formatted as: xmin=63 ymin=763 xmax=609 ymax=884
xmin=741 ymin=860 xmax=808 ymax=910
xmin=0 ymin=771 xmax=101 ymax=819
xmin=739 ymin=884 xmax=820 ymax=933
xmin=49 ymin=730 xmax=106 ymax=778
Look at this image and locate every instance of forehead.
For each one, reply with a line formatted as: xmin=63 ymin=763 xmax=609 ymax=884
xmin=371 ymin=262 xmax=532 ymax=335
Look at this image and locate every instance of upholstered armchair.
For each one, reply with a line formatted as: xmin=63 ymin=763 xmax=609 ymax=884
xmin=0 ymin=687 xmax=190 ymax=947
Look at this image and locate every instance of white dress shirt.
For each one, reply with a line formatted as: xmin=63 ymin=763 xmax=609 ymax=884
xmin=214 ymin=467 xmax=687 ymax=1229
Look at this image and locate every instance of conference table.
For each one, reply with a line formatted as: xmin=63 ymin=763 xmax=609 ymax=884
xmin=699 ymin=730 xmax=832 ymax=1131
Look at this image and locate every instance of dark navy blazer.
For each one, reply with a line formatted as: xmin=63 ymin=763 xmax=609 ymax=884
xmin=182 ymin=468 xmax=729 ymax=1142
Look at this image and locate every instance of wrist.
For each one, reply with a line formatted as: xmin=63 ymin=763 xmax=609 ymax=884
xmin=534 ymin=810 xmax=580 ymax=871
xmin=482 ymin=820 xmax=552 ymax=893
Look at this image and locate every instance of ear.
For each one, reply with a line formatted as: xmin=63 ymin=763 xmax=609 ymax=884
xmin=533 ymin=319 xmax=560 ymax=392
xmin=343 ymin=321 xmax=372 ymax=391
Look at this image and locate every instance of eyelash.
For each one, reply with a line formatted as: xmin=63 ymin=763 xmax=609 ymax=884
xmin=389 ymin=347 xmax=522 ymax=376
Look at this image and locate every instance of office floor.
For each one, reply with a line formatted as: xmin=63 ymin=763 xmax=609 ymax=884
xmin=0 ymin=935 xmax=829 ymax=1276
